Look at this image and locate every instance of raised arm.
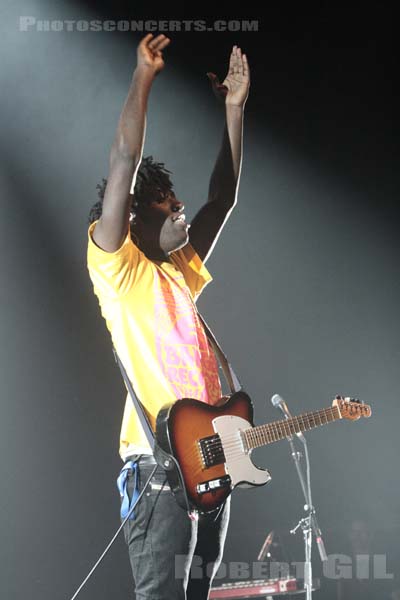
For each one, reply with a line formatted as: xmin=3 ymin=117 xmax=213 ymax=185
xmin=93 ymin=34 xmax=170 ymax=252
xmin=189 ymin=46 xmax=250 ymax=262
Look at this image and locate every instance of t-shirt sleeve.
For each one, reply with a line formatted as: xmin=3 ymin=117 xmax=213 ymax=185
xmin=87 ymin=221 xmax=141 ymax=297
xmin=170 ymin=243 xmax=212 ymax=301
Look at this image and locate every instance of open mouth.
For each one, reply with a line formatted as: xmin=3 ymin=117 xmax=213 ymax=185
xmin=172 ymin=213 xmax=186 ymax=223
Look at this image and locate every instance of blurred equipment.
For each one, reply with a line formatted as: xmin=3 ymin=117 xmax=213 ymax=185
xmin=209 ymin=577 xmax=320 ymax=598
xmin=257 ymin=530 xmax=275 ymax=562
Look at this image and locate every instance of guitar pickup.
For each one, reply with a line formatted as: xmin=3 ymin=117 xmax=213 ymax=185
xmin=198 ymin=434 xmax=226 ymax=468
xmin=196 ymin=475 xmax=231 ymax=495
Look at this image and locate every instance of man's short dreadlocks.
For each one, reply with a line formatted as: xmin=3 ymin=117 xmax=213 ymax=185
xmin=88 ymin=156 xmax=174 ymax=224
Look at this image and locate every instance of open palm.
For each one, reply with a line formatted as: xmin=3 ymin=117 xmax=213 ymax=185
xmin=207 ymin=46 xmax=250 ymax=107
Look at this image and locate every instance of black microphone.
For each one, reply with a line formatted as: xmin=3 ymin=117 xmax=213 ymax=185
xmin=271 ymin=394 xmax=305 ymax=441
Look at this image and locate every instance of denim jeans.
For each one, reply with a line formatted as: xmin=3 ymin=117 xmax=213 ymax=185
xmin=122 ymin=457 xmax=230 ymax=600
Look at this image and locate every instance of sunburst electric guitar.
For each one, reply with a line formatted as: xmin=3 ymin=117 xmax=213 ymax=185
xmin=155 ymin=393 xmax=371 ymax=513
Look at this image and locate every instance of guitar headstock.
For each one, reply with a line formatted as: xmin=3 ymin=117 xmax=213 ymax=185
xmin=332 ymin=395 xmax=372 ymax=420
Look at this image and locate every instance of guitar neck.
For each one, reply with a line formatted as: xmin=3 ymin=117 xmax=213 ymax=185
xmin=244 ymin=405 xmax=341 ymax=450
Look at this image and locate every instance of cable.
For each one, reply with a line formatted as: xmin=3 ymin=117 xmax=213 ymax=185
xmin=67 ymin=464 xmax=157 ymax=600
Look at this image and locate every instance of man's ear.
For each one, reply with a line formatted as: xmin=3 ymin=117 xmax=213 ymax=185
xmin=129 ymin=194 xmax=139 ymax=224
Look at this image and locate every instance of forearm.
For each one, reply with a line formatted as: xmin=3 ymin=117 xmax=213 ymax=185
xmin=111 ymin=66 xmax=156 ymax=163
xmin=225 ymin=103 xmax=244 ymax=180
xmin=208 ymin=104 xmax=244 ymax=207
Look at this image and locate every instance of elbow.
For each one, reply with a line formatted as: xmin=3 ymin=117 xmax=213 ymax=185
xmin=110 ymin=138 xmax=141 ymax=168
xmin=209 ymin=185 xmax=238 ymax=211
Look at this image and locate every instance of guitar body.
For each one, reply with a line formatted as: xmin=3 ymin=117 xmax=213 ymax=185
xmin=156 ymin=392 xmax=271 ymax=513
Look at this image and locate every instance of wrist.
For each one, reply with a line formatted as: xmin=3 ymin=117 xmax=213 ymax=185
xmin=134 ymin=64 xmax=158 ymax=80
xmin=225 ymin=102 xmax=245 ymax=113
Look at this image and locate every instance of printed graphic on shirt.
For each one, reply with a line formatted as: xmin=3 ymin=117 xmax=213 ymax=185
xmin=154 ymin=272 xmax=221 ymax=403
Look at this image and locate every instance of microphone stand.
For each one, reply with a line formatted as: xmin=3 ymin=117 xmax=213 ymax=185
xmin=273 ymin=396 xmax=327 ymax=600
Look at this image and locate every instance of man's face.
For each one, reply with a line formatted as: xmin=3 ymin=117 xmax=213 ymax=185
xmin=135 ymin=192 xmax=189 ymax=256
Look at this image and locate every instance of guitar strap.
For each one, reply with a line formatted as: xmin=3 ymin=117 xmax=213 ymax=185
xmin=197 ymin=314 xmax=242 ymax=394
xmin=113 ymin=348 xmax=155 ymax=450
xmin=113 ymin=311 xmax=242 ymax=449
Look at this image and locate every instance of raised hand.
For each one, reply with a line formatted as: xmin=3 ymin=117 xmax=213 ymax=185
xmin=137 ymin=33 xmax=171 ymax=75
xmin=207 ymin=46 xmax=250 ymax=107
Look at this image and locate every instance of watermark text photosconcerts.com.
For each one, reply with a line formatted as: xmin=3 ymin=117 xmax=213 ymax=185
xmin=19 ymin=18 xmax=259 ymax=33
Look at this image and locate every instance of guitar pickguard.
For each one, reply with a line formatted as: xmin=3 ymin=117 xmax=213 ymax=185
xmin=212 ymin=414 xmax=271 ymax=488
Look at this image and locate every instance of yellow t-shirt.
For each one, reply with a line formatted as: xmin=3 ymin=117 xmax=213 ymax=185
xmin=87 ymin=222 xmax=222 ymax=459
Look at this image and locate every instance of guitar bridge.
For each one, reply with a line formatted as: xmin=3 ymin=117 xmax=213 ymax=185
xmin=196 ymin=475 xmax=231 ymax=495
xmin=198 ymin=434 xmax=226 ymax=467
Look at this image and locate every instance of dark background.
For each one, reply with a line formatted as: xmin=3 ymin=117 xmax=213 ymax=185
xmin=1 ymin=1 xmax=399 ymax=599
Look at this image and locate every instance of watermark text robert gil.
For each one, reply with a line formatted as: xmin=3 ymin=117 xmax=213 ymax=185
xmin=175 ymin=554 xmax=394 ymax=580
